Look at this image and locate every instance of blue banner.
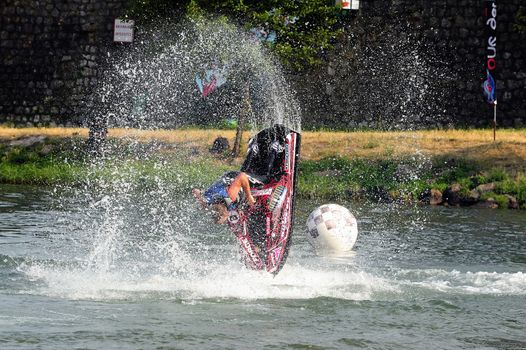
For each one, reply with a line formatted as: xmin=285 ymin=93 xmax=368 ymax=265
xmin=483 ymin=0 xmax=497 ymax=104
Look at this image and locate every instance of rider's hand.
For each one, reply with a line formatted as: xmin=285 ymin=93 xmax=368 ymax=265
xmin=247 ymin=195 xmax=256 ymax=206
xmin=192 ymin=188 xmax=207 ymax=208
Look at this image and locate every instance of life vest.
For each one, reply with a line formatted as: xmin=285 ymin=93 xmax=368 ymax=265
xmin=203 ymin=171 xmax=243 ymax=210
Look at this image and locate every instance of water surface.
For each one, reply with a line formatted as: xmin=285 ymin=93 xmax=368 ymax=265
xmin=1 ymin=184 xmax=525 ymax=349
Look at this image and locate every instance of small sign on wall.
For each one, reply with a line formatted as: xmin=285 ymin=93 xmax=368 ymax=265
xmin=336 ymin=0 xmax=359 ymax=10
xmin=114 ymin=19 xmax=134 ymax=43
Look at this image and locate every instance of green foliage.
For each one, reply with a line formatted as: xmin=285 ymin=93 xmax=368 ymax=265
xmin=2 ymin=145 xmax=49 ymax=165
xmin=456 ymin=177 xmax=472 ymax=191
xmin=496 ymin=179 xmax=517 ymax=195
xmin=298 ymin=157 xmax=420 ymax=199
xmin=0 ymin=162 xmax=82 ymax=185
xmin=125 ymin=0 xmax=190 ymax=21
xmin=125 ymin=0 xmax=346 ymax=70
xmin=434 ymin=159 xmax=478 ymax=185
xmin=517 ymin=177 xmax=526 ymax=205
xmin=299 ymin=156 xmax=352 ymax=173
xmin=430 ymin=181 xmax=448 ymax=193
xmin=471 ymin=173 xmax=488 ymax=187
xmin=493 ymin=194 xmax=509 ymax=209
xmin=0 ymin=141 xmax=81 ymax=184
xmin=215 ymin=118 xmax=238 ymax=130
xmin=399 ymin=179 xmax=428 ymax=199
xmin=204 ymin=0 xmax=345 ymax=70
xmin=495 ymin=175 xmax=526 ymax=206
xmin=297 ymin=155 xmax=526 ymax=207
xmin=486 ymin=168 xmax=509 ymax=183
xmin=479 ymin=192 xmax=509 ymax=209
xmin=2 ymin=138 xmax=525 ymax=209
xmin=298 ymin=171 xmax=350 ymax=200
xmin=298 ymin=156 xmax=353 ymax=199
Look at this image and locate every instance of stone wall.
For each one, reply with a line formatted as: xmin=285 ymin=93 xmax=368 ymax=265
xmin=1 ymin=0 xmax=525 ymax=128
xmin=297 ymin=0 xmax=526 ymax=129
xmin=0 ymin=0 xmax=127 ymax=126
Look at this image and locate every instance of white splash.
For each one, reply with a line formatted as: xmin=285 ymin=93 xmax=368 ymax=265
xmin=398 ymin=269 xmax=526 ymax=295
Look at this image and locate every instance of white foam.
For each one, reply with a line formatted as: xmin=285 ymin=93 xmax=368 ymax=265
xmin=179 ymin=263 xmax=398 ymax=300
xmin=398 ymin=269 xmax=526 ymax=295
xmin=21 ymin=260 xmax=397 ymax=301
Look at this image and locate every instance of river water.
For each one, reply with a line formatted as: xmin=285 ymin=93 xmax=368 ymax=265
xmin=1 ymin=183 xmax=525 ymax=349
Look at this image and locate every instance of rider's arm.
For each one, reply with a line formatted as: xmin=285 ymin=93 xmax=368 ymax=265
xmin=229 ymin=172 xmax=256 ymax=206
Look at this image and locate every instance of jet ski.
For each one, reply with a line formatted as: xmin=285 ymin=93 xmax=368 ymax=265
xmin=227 ymin=124 xmax=301 ymax=275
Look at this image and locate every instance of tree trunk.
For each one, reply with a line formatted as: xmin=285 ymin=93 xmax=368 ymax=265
xmin=232 ymin=84 xmax=252 ymax=157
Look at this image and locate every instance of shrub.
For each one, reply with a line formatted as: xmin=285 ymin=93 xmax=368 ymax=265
xmin=493 ymin=194 xmax=510 ymax=209
xmin=516 ymin=176 xmax=526 ymax=205
xmin=487 ymin=168 xmax=509 ymax=182
xmin=471 ymin=173 xmax=488 ymax=187
xmin=430 ymin=181 xmax=449 ymax=193
xmin=479 ymin=192 xmax=507 ymax=208
xmin=435 ymin=159 xmax=479 ymax=184
xmin=4 ymin=148 xmax=40 ymax=164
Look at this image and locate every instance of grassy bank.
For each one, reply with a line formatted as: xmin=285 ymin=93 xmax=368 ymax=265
xmin=1 ymin=126 xmax=525 ymax=209
xmin=299 ymin=156 xmax=526 ymax=208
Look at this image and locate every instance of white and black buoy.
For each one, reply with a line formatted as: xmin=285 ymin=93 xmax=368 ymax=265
xmin=306 ymin=204 xmax=358 ymax=256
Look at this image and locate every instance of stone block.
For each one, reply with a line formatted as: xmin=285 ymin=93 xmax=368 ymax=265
xmin=0 ymin=40 xmax=14 ymax=48
xmin=3 ymin=6 xmax=16 ymax=16
xmin=81 ymin=67 xmax=92 ymax=76
xmin=507 ymin=80 xmax=520 ymax=90
xmin=51 ymin=80 xmax=64 ymax=89
xmin=429 ymin=189 xmax=443 ymax=205
xmin=475 ymin=199 xmax=498 ymax=209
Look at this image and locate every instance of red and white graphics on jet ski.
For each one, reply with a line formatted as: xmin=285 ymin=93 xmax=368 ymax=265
xmin=227 ymin=125 xmax=301 ymax=275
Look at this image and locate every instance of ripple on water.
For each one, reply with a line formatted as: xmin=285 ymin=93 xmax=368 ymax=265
xmin=0 ymin=201 xmax=17 ymax=208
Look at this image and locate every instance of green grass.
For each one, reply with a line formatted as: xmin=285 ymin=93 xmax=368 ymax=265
xmin=0 ymin=139 xmax=230 ymax=191
xmin=1 ymin=137 xmax=526 ymax=209
xmin=297 ymin=155 xmax=526 ymax=208
xmin=299 ymin=157 xmax=407 ymax=200
xmin=0 ymin=156 xmax=230 ymax=189
xmin=0 ymin=162 xmax=81 ymax=185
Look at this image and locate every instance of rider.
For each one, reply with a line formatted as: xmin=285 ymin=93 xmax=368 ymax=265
xmin=192 ymin=171 xmax=257 ymax=224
